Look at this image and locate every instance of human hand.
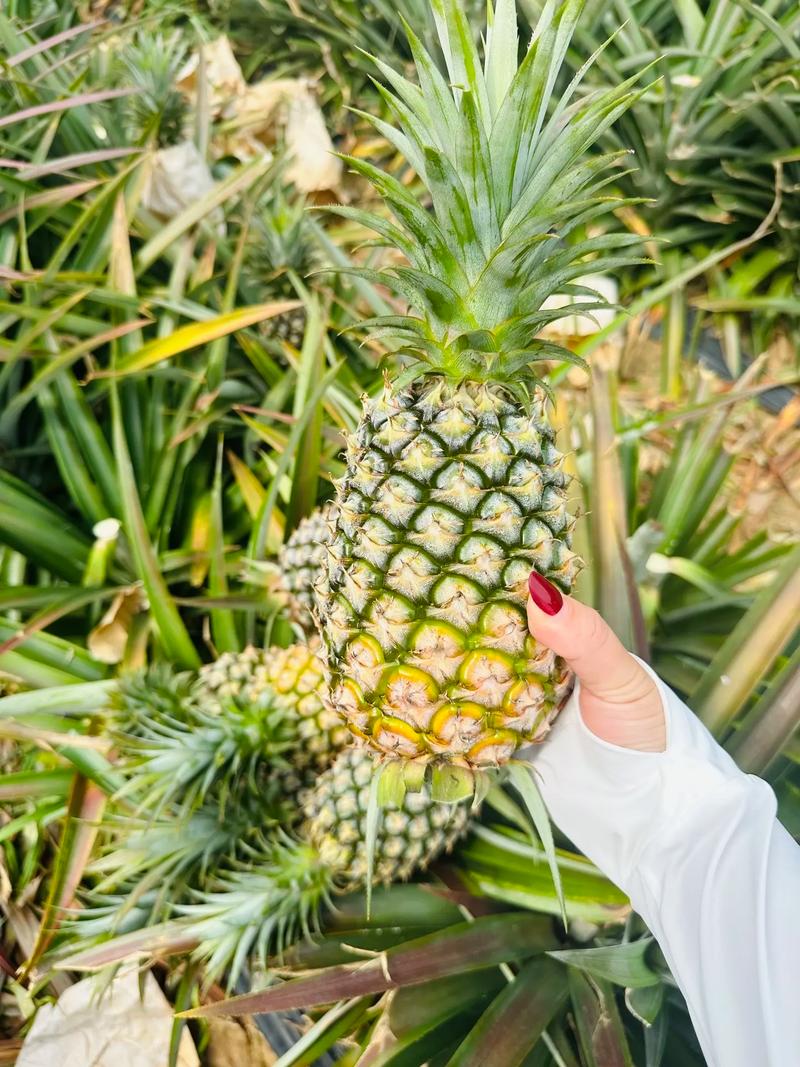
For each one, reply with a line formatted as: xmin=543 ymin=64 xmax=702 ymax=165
xmin=527 ymin=572 xmax=667 ymax=753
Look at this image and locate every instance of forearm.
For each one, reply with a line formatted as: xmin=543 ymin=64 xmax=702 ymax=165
xmin=527 ymin=662 xmax=800 ymax=1067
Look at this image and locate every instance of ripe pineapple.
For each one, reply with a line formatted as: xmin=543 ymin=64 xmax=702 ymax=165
xmin=276 ymin=501 xmax=337 ymax=630
xmin=198 ymin=640 xmax=348 ymax=780
xmin=116 ymin=642 xmax=346 ymax=817
xmin=178 ymin=747 xmax=470 ymax=983
xmin=316 ymin=0 xmax=642 ymax=795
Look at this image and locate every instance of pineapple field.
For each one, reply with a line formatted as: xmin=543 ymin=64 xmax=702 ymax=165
xmin=1 ymin=0 xmax=799 ymax=1064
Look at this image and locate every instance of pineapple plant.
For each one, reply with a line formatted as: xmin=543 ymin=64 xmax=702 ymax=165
xmin=276 ymin=501 xmax=337 ymax=630
xmin=242 ymin=184 xmax=318 ymax=350
xmin=164 ymin=747 xmax=471 ymax=984
xmin=76 ymin=642 xmax=349 ymax=938
xmin=198 ymin=639 xmax=349 ymax=782
xmin=65 ymin=706 xmax=471 ymax=985
xmin=315 ymin=0 xmax=644 ymax=797
xmin=116 ymin=31 xmax=189 ymax=146
xmin=117 ymin=641 xmax=347 ymax=815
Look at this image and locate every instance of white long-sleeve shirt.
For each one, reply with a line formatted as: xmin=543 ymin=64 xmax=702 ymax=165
xmin=527 ymin=660 xmax=800 ymax=1067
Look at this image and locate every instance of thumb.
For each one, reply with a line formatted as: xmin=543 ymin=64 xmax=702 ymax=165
xmin=527 ymin=571 xmax=665 ymax=751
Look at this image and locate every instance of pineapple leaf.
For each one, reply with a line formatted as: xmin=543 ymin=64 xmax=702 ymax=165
xmin=492 ymin=345 xmax=589 ymax=379
xmin=430 ymin=763 xmax=475 ymax=803
xmin=548 ymin=938 xmax=661 ymax=989
xmin=422 ymin=144 xmax=486 ymax=271
xmin=179 ymin=912 xmax=557 ymax=1018
xmin=484 ymin=0 xmax=519 ymax=119
xmin=506 ymin=761 xmax=568 ymax=928
xmin=378 ymin=760 xmax=408 ymax=807
xmin=363 ymin=763 xmax=384 ymax=920
xmin=401 ymin=18 xmax=461 ymax=151
xmin=430 ymin=0 xmax=492 ymax=125
xmin=322 ymin=205 xmax=415 ymax=256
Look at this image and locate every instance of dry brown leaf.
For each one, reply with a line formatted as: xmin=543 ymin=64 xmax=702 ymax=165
xmin=220 ymin=78 xmax=342 ymax=193
xmin=176 ymin=37 xmax=246 ymax=113
xmin=87 ymin=586 xmax=144 ymax=664
xmin=205 ymin=1015 xmax=278 ymax=1067
xmin=282 ymin=87 xmax=343 ymax=193
xmin=16 ymin=968 xmax=199 ymax=1067
xmin=0 ymin=856 xmax=11 ymax=907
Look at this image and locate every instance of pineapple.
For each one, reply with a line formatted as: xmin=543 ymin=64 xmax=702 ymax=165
xmin=316 ymin=0 xmax=642 ymax=795
xmin=242 ymin=184 xmax=317 ymax=350
xmin=115 ymin=642 xmax=347 ymax=817
xmin=198 ymin=640 xmax=349 ymax=780
xmin=276 ymin=501 xmax=337 ymax=631
xmin=81 ymin=643 xmax=347 ymax=935
xmin=176 ymin=747 xmax=470 ymax=983
xmin=305 ymin=746 xmax=470 ymax=890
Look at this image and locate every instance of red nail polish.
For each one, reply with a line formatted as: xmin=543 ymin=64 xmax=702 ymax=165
xmin=528 ymin=571 xmax=563 ymax=616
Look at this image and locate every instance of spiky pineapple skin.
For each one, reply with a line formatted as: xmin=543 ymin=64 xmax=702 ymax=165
xmin=264 ymin=305 xmax=307 ymax=349
xmin=278 ymin=502 xmax=336 ymax=630
xmin=304 ymin=748 xmax=470 ymax=890
xmin=317 ymin=378 xmax=579 ymax=772
xmin=198 ymin=640 xmax=348 ymax=776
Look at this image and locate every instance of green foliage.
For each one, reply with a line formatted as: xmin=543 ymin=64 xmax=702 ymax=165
xmin=331 ymin=0 xmax=646 ymax=384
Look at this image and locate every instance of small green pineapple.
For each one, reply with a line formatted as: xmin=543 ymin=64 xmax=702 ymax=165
xmin=242 ymin=185 xmax=317 ymax=350
xmin=79 ymin=642 xmax=346 ymax=938
xmin=198 ymin=640 xmax=349 ymax=782
xmin=176 ymin=747 xmax=471 ymax=984
xmin=111 ymin=642 xmax=346 ymax=821
xmin=304 ymin=747 xmax=470 ymax=891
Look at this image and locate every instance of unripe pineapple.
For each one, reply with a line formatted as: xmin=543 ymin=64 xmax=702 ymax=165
xmin=86 ymin=643 xmax=348 ymax=935
xmin=177 ymin=748 xmax=471 ymax=983
xmin=316 ymin=0 xmax=643 ymax=796
xmin=242 ymin=185 xmax=317 ymax=351
xmin=276 ymin=502 xmax=337 ymax=631
xmin=305 ymin=747 xmax=470 ymax=890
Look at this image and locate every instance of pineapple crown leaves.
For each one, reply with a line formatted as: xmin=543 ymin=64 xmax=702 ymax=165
xmin=176 ymin=833 xmax=335 ymax=987
xmin=330 ymin=0 xmax=650 ymax=383
xmin=89 ymin=805 xmax=257 ymax=902
xmin=117 ymin=31 xmax=189 ymax=147
xmin=79 ymin=769 xmax=288 ymax=936
xmin=109 ymin=662 xmax=198 ymax=739
xmin=113 ymin=686 xmax=301 ymax=820
xmin=247 ymin=178 xmax=317 ymax=279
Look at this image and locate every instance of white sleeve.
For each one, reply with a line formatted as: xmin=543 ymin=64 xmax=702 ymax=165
xmin=526 ymin=659 xmax=800 ymax=1067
